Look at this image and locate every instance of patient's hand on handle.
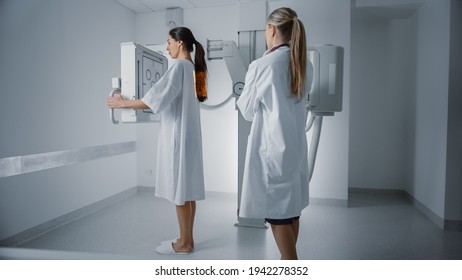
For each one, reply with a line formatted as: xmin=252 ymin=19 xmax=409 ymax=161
xmin=107 ymin=93 xmax=124 ymax=108
xmin=107 ymin=93 xmax=149 ymax=110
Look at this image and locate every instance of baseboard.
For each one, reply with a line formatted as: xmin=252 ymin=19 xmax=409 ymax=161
xmin=0 ymin=186 xmax=138 ymax=247
xmin=137 ymin=186 xmax=238 ymax=201
xmin=405 ymin=192 xmax=462 ymax=231
xmin=349 ymin=187 xmax=462 ymax=232
xmin=402 ymin=191 xmax=445 ymax=229
xmin=309 ymin=197 xmax=348 ymax=207
xmin=349 ymin=187 xmax=407 ymax=196
xmin=136 ymin=185 xmax=156 ymax=194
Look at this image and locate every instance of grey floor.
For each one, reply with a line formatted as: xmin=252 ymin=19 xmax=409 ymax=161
xmin=10 ymin=190 xmax=462 ymax=260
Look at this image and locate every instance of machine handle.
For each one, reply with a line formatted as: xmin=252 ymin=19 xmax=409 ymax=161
xmin=109 ymin=88 xmax=120 ymax=124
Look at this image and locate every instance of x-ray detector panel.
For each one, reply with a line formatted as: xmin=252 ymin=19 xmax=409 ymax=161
xmin=110 ymin=42 xmax=168 ymax=124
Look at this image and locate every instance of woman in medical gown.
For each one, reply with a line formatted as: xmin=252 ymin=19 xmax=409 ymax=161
xmin=237 ymin=7 xmax=312 ymax=260
xmin=107 ymin=27 xmax=207 ymax=255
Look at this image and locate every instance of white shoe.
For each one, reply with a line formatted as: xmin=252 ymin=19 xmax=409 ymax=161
xmin=155 ymin=242 xmax=191 ymax=255
xmin=161 ymin=239 xmax=177 ymax=245
xmin=162 ymin=239 xmax=195 ymax=250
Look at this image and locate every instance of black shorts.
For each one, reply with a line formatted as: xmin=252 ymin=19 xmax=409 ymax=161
xmin=265 ymin=216 xmax=300 ymax=225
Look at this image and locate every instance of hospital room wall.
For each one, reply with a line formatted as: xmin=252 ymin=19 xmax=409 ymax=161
xmin=409 ymin=0 xmax=451 ymax=223
xmin=349 ymin=13 xmax=414 ymax=191
xmin=410 ymin=0 xmax=462 ymax=224
xmin=0 ymin=0 xmax=137 ymax=241
xmin=350 ymin=0 xmax=461 ymax=224
xmin=134 ymin=0 xmax=351 ymax=202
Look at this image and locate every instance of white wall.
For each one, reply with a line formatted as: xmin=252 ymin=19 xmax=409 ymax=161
xmin=409 ymin=0 xmax=451 ymax=220
xmin=350 ymin=0 xmax=461 ymax=226
xmin=0 ymin=0 xmax=137 ymax=240
xmin=350 ymin=10 xmax=415 ymax=191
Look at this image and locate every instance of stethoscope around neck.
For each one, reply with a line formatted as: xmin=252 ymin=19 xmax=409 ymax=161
xmin=264 ymin=43 xmax=289 ymax=55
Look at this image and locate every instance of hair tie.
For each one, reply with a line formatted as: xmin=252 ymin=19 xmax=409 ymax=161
xmin=293 ymin=16 xmax=298 ymax=21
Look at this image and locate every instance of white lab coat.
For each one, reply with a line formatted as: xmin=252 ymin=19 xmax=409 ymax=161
xmin=141 ymin=59 xmax=205 ymax=206
xmin=237 ymin=45 xmax=312 ymax=219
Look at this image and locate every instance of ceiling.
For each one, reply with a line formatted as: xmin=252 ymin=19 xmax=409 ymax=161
xmin=114 ymin=0 xmax=425 ymax=18
xmin=113 ymin=0 xmax=272 ymax=13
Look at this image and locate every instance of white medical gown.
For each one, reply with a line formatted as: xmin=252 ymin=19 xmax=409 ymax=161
xmin=236 ymin=45 xmax=312 ymax=219
xmin=141 ymin=59 xmax=205 ymax=206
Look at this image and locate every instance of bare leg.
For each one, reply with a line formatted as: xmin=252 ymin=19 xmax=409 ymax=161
xmin=270 ymin=224 xmax=298 ymax=260
xmin=173 ymin=201 xmax=194 ymax=253
xmin=172 ymin=201 xmax=195 ymax=248
xmin=189 ymin=201 xmax=196 ymax=248
xmin=291 ymin=219 xmax=300 ymax=243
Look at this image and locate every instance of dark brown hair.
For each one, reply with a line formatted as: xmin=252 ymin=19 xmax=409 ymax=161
xmin=169 ymin=27 xmax=208 ymax=102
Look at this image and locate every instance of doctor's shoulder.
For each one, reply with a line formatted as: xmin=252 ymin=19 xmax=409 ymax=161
xmin=248 ymin=55 xmax=274 ymax=74
xmin=256 ymin=52 xmax=288 ymax=73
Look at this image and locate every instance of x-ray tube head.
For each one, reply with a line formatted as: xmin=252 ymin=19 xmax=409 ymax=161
xmin=307 ymin=45 xmax=344 ymax=114
xmin=206 ymin=40 xmax=246 ymax=98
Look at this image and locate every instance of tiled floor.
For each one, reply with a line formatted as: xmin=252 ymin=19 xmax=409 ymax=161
xmin=5 ymin=190 xmax=462 ymax=260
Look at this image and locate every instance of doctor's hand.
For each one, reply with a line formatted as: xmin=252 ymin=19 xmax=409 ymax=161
xmin=107 ymin=93 xmax=125 ymax=108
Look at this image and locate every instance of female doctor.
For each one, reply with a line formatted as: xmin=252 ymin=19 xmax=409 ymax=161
xmin=236 ymin=7 xmax=312 ymax=260
xmin=107 ymin=27 xmax=207 ymax=255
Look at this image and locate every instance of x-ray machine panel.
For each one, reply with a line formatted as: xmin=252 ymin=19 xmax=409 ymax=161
xmin=110 ymin=42 xmax=168 ymax=124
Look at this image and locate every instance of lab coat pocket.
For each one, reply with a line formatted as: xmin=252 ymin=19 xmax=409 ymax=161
xmin=266 ymin=145 xmax=298 ymax=183
xmin=267 ymin=129 xmax=300 ymax=182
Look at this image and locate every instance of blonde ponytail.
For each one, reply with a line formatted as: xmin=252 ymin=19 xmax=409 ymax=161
xmin=267 ymin=7 xmax=307 ymax=101
xmin=290 ymin=17 xmax=307 ymax=101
